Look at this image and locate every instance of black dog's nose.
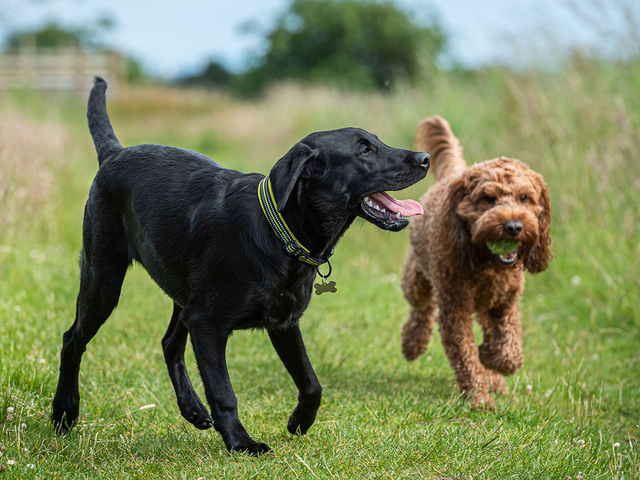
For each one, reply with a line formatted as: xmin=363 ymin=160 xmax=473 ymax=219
xmin=504 ymin=220 xmax=523 ymax=236
xmin=414 ymin=152 xmax=430 ymax=169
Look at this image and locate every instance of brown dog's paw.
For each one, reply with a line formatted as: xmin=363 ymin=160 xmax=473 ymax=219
xmin=488 ymin=371 xmax=508 ymax=395
xmin=461 ymin=377 xmax=496 ymax=411
xmin=400 ymin=310 xmax=432 ymax=361
xmin=478 ymin=341 xmax=523 ymax=376
xmin=470 ymin=392 xmax=496 ymax=411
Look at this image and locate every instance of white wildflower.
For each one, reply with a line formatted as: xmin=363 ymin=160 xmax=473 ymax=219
xmin=571 ymin=276 xmax=581 ymax=286
xmin=614 ymin=442 xmax=620 ymax=448
xmin=7 ymin=460 xmax=15 ymax=466
xmin=27 ymin=463 xmax=35 ymax=470
xmin=39 ymin=358 xmax=46 ymax=364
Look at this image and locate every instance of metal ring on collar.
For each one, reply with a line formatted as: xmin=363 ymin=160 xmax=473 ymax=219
xmin=316 ymin=259 xmax=332 ymax=280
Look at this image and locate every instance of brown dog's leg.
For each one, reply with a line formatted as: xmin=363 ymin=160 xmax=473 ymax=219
xmin=401 ymin=251 xmax=436 ymax=360
xmin=438 ymin=301 xmax=494 ymax=409
xmin=476 ymin=314 xmax=508 ymax=395
xmin=478 ymin=302 xmax=523 ymax=378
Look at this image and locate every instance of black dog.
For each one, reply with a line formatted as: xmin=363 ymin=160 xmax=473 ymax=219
xmin=52 ymin=78 xmax=429 ymax=454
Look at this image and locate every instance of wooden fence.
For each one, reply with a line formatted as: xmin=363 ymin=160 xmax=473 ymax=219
xmin=0 ymin=47 xmax=126 ymax=97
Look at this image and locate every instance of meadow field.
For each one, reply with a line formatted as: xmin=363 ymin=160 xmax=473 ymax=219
xmin=0 ymin=60 xmax=639 ymax=478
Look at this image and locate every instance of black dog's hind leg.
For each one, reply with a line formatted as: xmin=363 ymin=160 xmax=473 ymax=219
xmin=52 ymin=201 xmax=129 ymax=432
xmin=184 ymin=309 xmax=271 ymax=455
xmin=162 ymin=303 xmax=212 ymax=430
xmin=268 ymin=324 xmax=322 ymax=435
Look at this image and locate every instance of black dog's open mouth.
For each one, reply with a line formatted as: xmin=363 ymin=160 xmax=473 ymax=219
xmin=360 ymin=192 xmax=423 ymax=231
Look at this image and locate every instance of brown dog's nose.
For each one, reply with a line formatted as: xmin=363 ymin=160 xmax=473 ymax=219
xmin=504 ymin=220 xmax=523 ymax=236
xmin=414 ymin=152 xmax=430 ymax=169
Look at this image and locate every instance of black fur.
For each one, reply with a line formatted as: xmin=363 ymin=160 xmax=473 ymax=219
xmin=51 ymin=77 xmax=429 ymax=454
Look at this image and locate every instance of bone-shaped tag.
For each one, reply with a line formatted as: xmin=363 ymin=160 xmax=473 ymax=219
xmin=314 ymin=280 xmax=337 ymax=295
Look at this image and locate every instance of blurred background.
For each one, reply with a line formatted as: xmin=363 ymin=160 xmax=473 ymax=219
xmin=0 ymin=0 xmax=638 ymax=94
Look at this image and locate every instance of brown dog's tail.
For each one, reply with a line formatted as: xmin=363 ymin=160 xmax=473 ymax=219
xmin=416 ymin=115 xmax=466 ymax=181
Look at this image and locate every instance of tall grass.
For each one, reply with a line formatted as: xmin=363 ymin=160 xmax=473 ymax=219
xmin=0 ymin=57 xmax=638 ymax=478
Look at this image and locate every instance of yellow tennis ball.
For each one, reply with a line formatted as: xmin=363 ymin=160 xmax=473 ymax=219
xmin=486 ymin=240 xmax=519 ymax=255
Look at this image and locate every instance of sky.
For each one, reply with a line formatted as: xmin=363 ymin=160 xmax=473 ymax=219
xmin=0 ymin=0 xmax=634 ymax=79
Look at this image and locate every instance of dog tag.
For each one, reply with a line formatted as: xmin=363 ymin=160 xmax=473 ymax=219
xmin=314 ymin=280 xmax=337 ymax=295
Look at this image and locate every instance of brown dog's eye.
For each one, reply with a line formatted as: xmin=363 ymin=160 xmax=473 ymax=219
xmin=483 ymin=195 xmax=496 ymax=204
xmin=520 ymin=194 xmax=528 ymax=203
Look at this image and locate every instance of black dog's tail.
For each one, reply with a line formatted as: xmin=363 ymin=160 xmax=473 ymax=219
xmin=87 ymin=77 xmax=122 ymax=165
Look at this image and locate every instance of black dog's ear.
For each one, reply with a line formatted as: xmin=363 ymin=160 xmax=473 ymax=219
xmin=270 ymin=142 xmax=323 ymax=212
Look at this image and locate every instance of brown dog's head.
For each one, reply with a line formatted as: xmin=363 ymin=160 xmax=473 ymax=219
xmin=444 ymin=157 xmax=552 ymax=273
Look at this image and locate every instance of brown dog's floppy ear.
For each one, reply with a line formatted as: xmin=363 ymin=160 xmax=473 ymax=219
xmin=443 ymin=175 xmax=471 ymax=269
xmin=523 ymin=177 xmax=552 ymax=273
xmin=270 ymin=142 xmax=322 ymax=212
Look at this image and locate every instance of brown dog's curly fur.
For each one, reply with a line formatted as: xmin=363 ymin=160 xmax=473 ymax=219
xmin=401 ymin=115 xmax=552 ymax=408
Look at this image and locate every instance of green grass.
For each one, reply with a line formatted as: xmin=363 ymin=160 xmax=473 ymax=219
xmin=0 ymin=60 xmax=639 ymax=478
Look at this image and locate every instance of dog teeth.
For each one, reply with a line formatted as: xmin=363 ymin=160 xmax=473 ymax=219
xmin=363 ymin=196 xmax=396 ymax=217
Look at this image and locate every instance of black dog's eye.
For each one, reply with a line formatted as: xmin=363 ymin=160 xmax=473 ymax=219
xmin=520 ymin=194 xmax=528 ymax=203
xmin=483 ymin=195 xmax=496 ymax=204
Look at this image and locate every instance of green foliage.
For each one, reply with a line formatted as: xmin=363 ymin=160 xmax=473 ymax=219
xmin=4 ymin=17 xmax=115 ymax=50
xmin=126 ymin=56 xmax=150 ymax=85
xmin=233 ymin=0 xmax=444 ymax=95
xmin=180 ymin=60 xmax=232 ymax=89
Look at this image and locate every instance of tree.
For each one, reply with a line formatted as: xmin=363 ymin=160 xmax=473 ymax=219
xmin=234 ymin=0 xmax=444 ymax=94
xmin=4 ymin=17 xmax=115 ymax=49
xmin=180 ymin=60 xmax=232 ymax=89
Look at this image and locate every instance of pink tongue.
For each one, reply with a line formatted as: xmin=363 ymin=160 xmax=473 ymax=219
xmin=370 ymin=192 xmax=424 ymax=217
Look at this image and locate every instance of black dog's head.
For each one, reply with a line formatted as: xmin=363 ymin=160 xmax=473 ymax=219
xmin=270 ymin=128 xmax=429 ymax=237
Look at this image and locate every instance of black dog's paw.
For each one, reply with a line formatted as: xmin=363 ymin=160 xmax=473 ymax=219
xmin=287 ymin=407 xmax=317 ymax=435
xmin=51 ymin=408 xmax=78 ymax=434
xmin=230 ymin=441 xmax=272 ymax=456
xmin=181 ymin=405 xmax=213 ymax=430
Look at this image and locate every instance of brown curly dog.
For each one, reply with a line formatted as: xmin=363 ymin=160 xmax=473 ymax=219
xmin=401 ymin=115 xmax=552 ymax=408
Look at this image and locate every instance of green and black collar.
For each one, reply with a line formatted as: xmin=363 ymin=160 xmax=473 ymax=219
xmin=258 ymin=175 xmax=333 ymax=268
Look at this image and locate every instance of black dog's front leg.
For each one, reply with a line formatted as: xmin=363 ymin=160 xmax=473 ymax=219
xmin=184 ymin=309 xmax=270 ymax=455
xmin=268 ymin=323 xmax=322 ymax=435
